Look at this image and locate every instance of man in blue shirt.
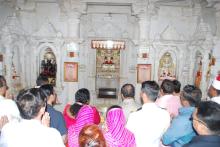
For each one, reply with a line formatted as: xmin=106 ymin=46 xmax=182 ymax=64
xmin=162 ymin=85 xmax=202 ymax=147
xmin=184 ymin=101 xmax=220 ymax=147
xmin=40 ymin=84 xmax=67 ymax=144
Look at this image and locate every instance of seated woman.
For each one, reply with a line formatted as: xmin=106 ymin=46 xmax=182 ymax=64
xmin=68 ymin=105 xmax=95 ymax=147
xmin=79 ymin=124 xmax=106 ymax=147
xmin=104 ymin=105 xmax=136 ymax=147
xmin=63 ymin=88 xmax=100 ymax=129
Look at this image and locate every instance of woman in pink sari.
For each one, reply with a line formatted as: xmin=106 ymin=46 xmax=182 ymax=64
xmin=68 ymin=105 xmax=94 ymax=147
xmin=104 ymin=105 xmax=136 ymax=147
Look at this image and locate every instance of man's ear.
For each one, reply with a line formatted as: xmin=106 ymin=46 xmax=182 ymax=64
xmin=39 ymin=107 xmax=46 ymax=115
xmin=196 ymin=122 xmax=208 ymax=135
xmin=213 ymin=89 xmax=218 ymax=97
xmin=121 ymin=93 xmax=124 ymax=99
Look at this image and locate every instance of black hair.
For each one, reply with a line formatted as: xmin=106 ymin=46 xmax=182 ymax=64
xmin=16 ymin=88 xmax=47 ymax=119
xmin=70 ymin=103 xmax=83 ymax=116
xmin=36 ymin=75 xmax=49 ymax=86
xmin=40 ymin=84 xmax=54 ymax=98
xmin=75 ymin=88 xmax=90 ymax=104
xmin=161 ymin=79 xmax=174 ymax=94
xmin=181 ymin=85 xmax=202 ymax=107
xmin=197 ymin=101 xmax=220 ymax=135
xmin=121 ymin=84 xmax=135 ymax=98
xmin=173 ymin=80 xmax=181 ymax=93
xmin=141 ymin=81 xmax=159 ymax=102
xmin=106 ymin=105 xmax=122 ymax=116
xmin=0 ymin=75 xmax=6 ymax=88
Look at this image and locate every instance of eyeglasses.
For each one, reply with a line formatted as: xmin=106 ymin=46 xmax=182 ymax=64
xmin=189 ymin=116 xmax=208 ymax=127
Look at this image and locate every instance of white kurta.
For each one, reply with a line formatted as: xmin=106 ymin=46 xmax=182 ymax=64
xmin=0 ymin=95 xmax=20 ymax=122
xmin=211 ymin=96 xmax=220 ymax=104
xmin=0 ymin=119 xmax=65 ymax=147
xmin=126 ymin=103 xmax=170 ymax=147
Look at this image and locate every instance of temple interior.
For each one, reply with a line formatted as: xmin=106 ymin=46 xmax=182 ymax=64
xmin=0 ymin=0 xmax=220 ymax=111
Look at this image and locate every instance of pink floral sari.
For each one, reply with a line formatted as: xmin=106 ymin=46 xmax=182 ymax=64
xmin=104 ymin=108 xmax=136 ymax=147
xmin=68 ymin=105 xmax=94 ymax=147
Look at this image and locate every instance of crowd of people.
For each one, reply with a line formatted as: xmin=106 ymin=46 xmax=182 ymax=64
xmin=0 ymin=74 xmax=220 ymax=147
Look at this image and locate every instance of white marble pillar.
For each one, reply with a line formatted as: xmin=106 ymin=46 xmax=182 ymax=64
xmin=200 ymin=50 xmax=210 ymax=100
xmin=1 ymin=26 xmax=13 ymax=87
xmin=65 ymin=12 xmax=81 ymax=105
xmin=68 ymin=12 xmax=80 ymax=38
xmin=5 ymin=48 xmax=12 ymax=87
xmin=215 ymin=4 xmax=220 ymax=37
xmin=138 ymin=12 xmax=147 ymax=41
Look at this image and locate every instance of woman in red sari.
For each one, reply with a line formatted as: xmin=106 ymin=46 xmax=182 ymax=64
xmin=63 ymin=88 xmax=100 ymax=129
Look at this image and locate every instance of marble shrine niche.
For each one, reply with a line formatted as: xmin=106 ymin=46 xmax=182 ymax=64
xmin=96 ymin=49 xmax=120 ymax=99
xmin=96 ymin=49 xmax=120 ymax=98
xmin=158 ymin=52 xmax=176 ymax=81
xmin=40 ymin=48 xmax=57 ymax=86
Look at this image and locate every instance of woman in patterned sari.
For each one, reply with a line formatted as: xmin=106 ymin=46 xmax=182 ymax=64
xmin=104 ymin=105 xmax=136 ymax=147
xmin=68 ymin=105 xmax=94 ymax=147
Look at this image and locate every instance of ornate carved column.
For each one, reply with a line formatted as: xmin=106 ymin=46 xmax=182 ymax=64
xmin=54 ymin=37 xmax=64 ymax=90
xmin=200 ymin=50 xmax=210 ymax=100
xmin=1 ymin=26 xmax=13 ymax=87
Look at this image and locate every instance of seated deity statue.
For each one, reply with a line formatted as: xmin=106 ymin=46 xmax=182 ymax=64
xmin=159 ymin=53 xmax=175 ymax=80
xmin=102 ymin=56 xmax=115 ymax=71
xmin=103 ymin=56 xmax=114 ymax=64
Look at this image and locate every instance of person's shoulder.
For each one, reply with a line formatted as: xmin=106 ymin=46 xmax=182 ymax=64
xmin=211 ymin=97 xmax=220 ymax=104
xmin=128 ymin=108 xmax=142 ymax=118
xmin=64 ymin=104 xmax=71 ymax=109
xmin=183 ymin=142 xmax=196 ymax=147
xmin=44 ymin=127 xmax=64 ymax=145
xmin=52 ymin=108 xmax=64 ymax=119
xmin=48 ymin=126 xmax=62 ymax=134
xmin=156 ymin=106 xmax=170 ymax=118
xmin=1 ymin=120 xmax=20 ymax=134
xmin=0 ymin=99 xmax=16 ymax=106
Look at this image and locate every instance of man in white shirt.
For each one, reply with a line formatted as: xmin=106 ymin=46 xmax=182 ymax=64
xmin=0 ymin=76 xmax=20 ymax=131
xmin=0 ymin=88 xmax=65 ymax=147
xmin=126 ymin=81 xmax=170 ymax=147
xmin=208 ymin=74 xmax=220 ymax=104
xmin=120 ymin=83 xmax=141 ymax=121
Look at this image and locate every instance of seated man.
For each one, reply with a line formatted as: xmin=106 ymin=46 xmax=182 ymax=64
xmin=162 ymin=85 xmax=202 ymax=146
xmin=184 ymin=101 xmax=220 ymax=147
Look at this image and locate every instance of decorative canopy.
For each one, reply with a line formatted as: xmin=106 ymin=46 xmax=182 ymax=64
xmin=91 ymin=40 xmax=125 ymax=50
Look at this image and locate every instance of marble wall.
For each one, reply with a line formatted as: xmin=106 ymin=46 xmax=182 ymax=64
xmin=0 ymin=0 xmax=220 ymax=110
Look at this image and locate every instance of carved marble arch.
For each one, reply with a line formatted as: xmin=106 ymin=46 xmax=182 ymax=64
xmin=158 ymin=51 xmax=176 ymax=81
xmin=193 ymin=51 xmax=203 ymax=88
xmin=38 ymin=44 xmax=57 ymax=86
